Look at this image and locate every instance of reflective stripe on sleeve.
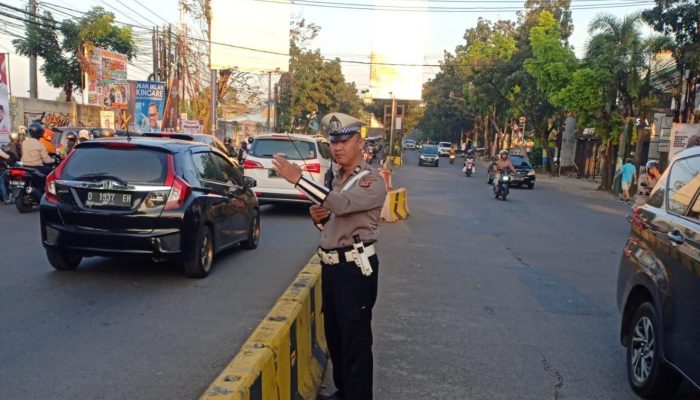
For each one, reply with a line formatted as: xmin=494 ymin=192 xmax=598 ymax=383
xmin=296 ymin=177 xmax=330 ymax=205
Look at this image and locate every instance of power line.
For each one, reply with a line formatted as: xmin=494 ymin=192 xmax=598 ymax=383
xmin=251 ymin=0 xmax=654 ymax=12
xmin=130 ymin=0 xmax=169 ymax=23
xmin=113 ymin=0 xmax=158 ymax=26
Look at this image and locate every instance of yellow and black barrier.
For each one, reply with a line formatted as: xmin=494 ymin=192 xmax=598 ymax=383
xmin=381 ymin=187 xmax=410 ymax=222
xmin=201 ymin=258 xmax=327 ymax=400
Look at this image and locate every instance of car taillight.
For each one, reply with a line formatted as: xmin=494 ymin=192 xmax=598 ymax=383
xmin=243 ymin=160 xmax=264 ymax=169
xmin=165 ymin=176 xmax=191 ymax=211
xmin=45 ymin=171 xmax=58 ymax=204
xmin=301 ymin=163 xmax=321 ymax=174
xmin=10 ymin=169 xmax=27 ymax=179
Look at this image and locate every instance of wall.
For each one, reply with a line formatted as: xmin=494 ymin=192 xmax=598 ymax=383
xmin=10 ymin=97 xmax=103 ymax=130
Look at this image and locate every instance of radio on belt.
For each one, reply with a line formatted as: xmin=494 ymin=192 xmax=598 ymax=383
xmin=352 ymin=234 xmax=373 ymax=276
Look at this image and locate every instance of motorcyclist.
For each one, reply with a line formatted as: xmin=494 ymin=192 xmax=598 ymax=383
xmin=635 ymin=160 xmax=661 ymax=206
xmin=59 ymin=132 xmax=78 ymax=158
xmin=21 ymin=123 xmax=54 ymax=175
xmin=78 ymin=129 xmax=91 ymax=143
xmin=0 ymin=148 xmax=11 ymax=203
xmin=6 ymin=132 xmax=22 ymax=165
xmin=39 ymin=128 xmax=57 ymax=155
xmin=493 ymin=149 xmax=516 ymax=185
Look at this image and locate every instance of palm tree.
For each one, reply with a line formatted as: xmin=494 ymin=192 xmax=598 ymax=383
xmin=586 ymin=13 xmax=646 ymax=189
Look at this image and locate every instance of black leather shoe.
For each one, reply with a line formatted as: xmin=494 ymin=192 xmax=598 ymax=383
xmin=316 ymin=390 xmax=343 ymax=400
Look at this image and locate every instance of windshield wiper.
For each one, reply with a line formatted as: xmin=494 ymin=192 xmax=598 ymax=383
xmin=74 ymin=173 xmax=128 ymax=187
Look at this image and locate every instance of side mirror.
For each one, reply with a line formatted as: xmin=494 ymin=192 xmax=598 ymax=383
xmin=243 ymin=176 xmax=257 ymax=188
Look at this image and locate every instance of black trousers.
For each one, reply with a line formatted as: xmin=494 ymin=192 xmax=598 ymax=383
xmin=321 ymin=254 xmax=379 ymax=400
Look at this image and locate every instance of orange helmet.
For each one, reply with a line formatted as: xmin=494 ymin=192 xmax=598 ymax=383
xmin=42 ymin=128 xmax=54 ymax=142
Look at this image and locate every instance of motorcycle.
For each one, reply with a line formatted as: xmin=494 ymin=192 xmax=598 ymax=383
xmin=449 ymin=153 xmax=456 ymax=164
xmin=493 ymin=170 xmax=512 ymax=201
xmin=464 ymin=157 xmax=475 ymax=177
xmin=8 ymin=155 xmax=60 ymax=213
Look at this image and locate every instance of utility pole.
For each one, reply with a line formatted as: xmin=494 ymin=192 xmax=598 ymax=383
xmin=151 ymin=27 xmax=159 ymax=81
xmin=28 ymin=0 xmax=37 ymax=98
xmin=266 ymin=71 xmax=272 ymax=132
xmin=389 ymin=93 xmax=397 ymax=165
xmin=205 ymin=0 xmax=216 ymax=135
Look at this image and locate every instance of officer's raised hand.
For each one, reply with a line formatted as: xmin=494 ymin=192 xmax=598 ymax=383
xmin=271 ymin=154 xmax=302 ymax=185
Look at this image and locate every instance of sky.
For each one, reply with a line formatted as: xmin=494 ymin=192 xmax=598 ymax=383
xmin=0 ymin=0 xmax=656 ymax=102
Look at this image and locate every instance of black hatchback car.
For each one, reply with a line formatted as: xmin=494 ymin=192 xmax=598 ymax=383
xmin=617 ymin=146 xmax=700 ymax=397
xmin=40 ymin=137 xmax=260 ymax=278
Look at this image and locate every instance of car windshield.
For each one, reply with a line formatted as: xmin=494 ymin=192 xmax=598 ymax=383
xmin=250 ymin=139 xmax=316 ymax=160
xmin=439 ymin=142 xmax=451 ymax=147
xmin=62 ymin=147 xmax=169 ymax=185
xmin=510 ymin=156 xmax=532 ymax=168
xmin=422 ymin=146 xmax=438 ymax=155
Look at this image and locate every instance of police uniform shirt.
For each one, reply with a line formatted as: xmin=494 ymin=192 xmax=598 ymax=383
xmin=296 ymin=161 xmax=387 ymax=249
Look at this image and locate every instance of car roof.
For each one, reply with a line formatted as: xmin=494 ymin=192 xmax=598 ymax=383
xmin=254 ymin=133 xmax=326 ymax=142
xmin=671 ymin=146 xmax=700 ymax=162
xmin=76 ymin=136 xmax=211 ymax=153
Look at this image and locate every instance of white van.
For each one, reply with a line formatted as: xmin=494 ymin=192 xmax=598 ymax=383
xmin=243 ymin=133 xmax=332 ymax=204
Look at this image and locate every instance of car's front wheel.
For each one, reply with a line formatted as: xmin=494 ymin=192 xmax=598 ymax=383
xmin=241 ymin=210 xmax=260 ymax=250
xmin=46 ymin=249 xmax=82 ymax=271
xmin=184 ymin=225 xmax=214 ymax=278
xmin=627 ymin=302 xmax=682 ymax=398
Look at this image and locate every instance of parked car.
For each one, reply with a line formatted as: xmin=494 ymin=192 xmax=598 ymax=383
xmin=438 ymin=141 xmax=452 ymax=157
xmin=617 ymin=146 xmax=700 ymax=398
xmin=40 ymin=137 xmax=260 ymax=278
xmin=243 ymin=133 xmax=332 ymax=204
xmin=418 ymin=145 xmax=439 ymax=167
xmin=403 ymin=139 xmax=416 ymax=150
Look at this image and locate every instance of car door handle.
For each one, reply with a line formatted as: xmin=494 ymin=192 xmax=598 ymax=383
xmin=668 ymin=230 xmax=685 ymax=245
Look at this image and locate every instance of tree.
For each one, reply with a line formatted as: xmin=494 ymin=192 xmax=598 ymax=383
xmin=13 ymin=7 xmax=137 ymax=102
xmin=643 ymin=0 xmax=700 ymax=123
xmin=277 ymin=19 xmax=362 ymax=132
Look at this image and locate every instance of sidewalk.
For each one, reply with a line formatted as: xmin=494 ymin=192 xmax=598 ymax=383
xmin=536 ymin=174 xmax=619 ymax=202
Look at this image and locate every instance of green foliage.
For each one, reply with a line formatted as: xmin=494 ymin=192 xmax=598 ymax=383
xmin=277 ymin=20 xmax=362 ymax=132
xmin=13 ymin=7 xmax=136 ymax=102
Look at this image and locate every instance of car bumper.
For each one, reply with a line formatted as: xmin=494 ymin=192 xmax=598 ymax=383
xmin=255 ymin=188 xmax=311 ymax=204
xmin=419 ymin=158 xmax=439 ymax=166
xmin=511 ymin=175 xmax=536 ymax=185
xmin=42 ymin=223 xmax=186 ymax=258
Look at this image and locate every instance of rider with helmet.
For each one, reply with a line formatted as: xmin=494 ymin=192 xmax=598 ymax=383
xmin=78 ymin=129 xmax=91 ymax=143
xmin=21 ymin=123 xmax=54 ymax=173
xmin=6 ymin=132 xmax=22 ymax=164
xmin=39 ymin=128 xmax=56 ymax=155
xmin=635 ymin=160 xmax=661 ymax=206
xmin=59 ymin=132 xmax=78 ymax=158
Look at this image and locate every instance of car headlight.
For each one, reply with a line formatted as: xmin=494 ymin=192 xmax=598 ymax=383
xmin=528 ymin=171 xmax=535 ymax=176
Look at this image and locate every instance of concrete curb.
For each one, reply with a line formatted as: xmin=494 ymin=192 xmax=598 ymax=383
xmin=200 ymin=256 xmax=328 ymax=400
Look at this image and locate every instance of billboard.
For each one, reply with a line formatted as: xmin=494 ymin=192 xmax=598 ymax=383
xmin=132 ymin=81 xmax=166 ymax=133
xmin=369 ymin=0 xmax=426 ymax=100
xmin=669 ymin=123 xmax=700 ymax=160
xmin=0 ymin=53 xmax=10 ymax=134
xmin=85 ymin=44 xmax=128 ymax=109
xmin=211 ymin=0 xmax=291 ymax=72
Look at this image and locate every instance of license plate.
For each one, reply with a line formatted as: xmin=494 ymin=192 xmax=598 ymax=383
xmin=85 ymin=191 xmax=132 ymax=208
xmin=268 ymin=169 xmax=280 ymax=178
xmin=9 ymin=180 xmax=22 ymax=188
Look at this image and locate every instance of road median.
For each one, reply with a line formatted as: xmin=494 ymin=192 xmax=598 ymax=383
xmin=201 ymin=256 xmax=327 ymax=400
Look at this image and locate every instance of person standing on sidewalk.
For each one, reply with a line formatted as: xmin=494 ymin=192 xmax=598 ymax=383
xmin=272 ymin=112 xmax=386 ymax=400
xmin=616 ymin=158 xmax=637 ymax=204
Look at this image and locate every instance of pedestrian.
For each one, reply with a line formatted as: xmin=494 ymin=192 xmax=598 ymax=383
xmin=271 ymin=112 xmax=387 ymax=400
xmin=225 ymin=137 xmax=236 ymax=157
xmin=616 ymin=158 xmax=637 ymax=204
xmin=238 ymin=141 xmax=248 ymax=164
xmin=634 ymin=160 xmax=660 ymax=207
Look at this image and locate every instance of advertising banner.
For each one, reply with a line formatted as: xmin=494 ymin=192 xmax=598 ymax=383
xmin=133 ymin=81 xmax=166 ymax=133
xmin=182 ymin=120 xmax=202 ymax=134
xmin=85 ymin=44 xmax=128 ymax=109
xmin=668 ymin=123 xmax=700 ymax=160
xmin=0 ymin=53 xmax=10 ymax=135
xmin=100 ymin=111 xmax=115 ymax=129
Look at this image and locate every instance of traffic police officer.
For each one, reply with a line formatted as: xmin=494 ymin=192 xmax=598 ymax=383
xmin=272 ymin=112 xmax=386 ymax=400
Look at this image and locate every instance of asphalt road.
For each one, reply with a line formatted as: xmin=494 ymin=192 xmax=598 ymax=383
xmin=365 ymin=151 xmax=699 ymax=399
xmin=0 ymin=202 xmax=321 ymax=399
